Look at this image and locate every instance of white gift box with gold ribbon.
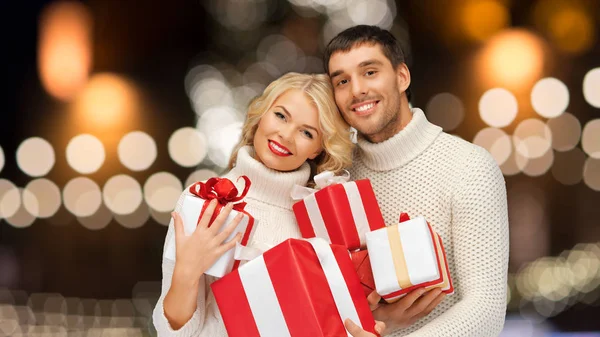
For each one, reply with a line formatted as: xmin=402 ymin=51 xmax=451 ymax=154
xmin=366 ymin=216 xmax=451 ymax=303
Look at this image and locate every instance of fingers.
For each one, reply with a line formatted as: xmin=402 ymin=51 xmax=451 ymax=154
xmin=422 ymin=292 xmax=446 ymax=316
xmin=405 ymin=288 xmax=442 ymax=318
xmin=217 ymin=232 xmax=243 ymax=255
xmin=374 ymin=320 xmax=386 ymax=335
xmin=345 ymin=319 xmax=373 ymax=337
xmin=207 ymin=202 xmax=234 ymax=234
xmin=215 ymin=213 xmax=244 ymax=243
xmin=197 ymin=199 xmax=219 ymax=229
xmin=171 ymin=212 xmax=184 ymax=239
xmin=394 ymin=288 xmax=426 ymax=312
xmin=367 ymin=290 xmax=382 ymax=311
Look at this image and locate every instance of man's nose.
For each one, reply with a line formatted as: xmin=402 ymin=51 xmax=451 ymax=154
xmin=351 ymin=77 xmax=367 ymax=98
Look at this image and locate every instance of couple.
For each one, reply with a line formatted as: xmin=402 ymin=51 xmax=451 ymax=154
xmin=153 ymin=25 xmax=509 ymax=337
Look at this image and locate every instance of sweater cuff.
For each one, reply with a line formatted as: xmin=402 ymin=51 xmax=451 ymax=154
xmin=153 ymin=296 xmax=201 ymax=337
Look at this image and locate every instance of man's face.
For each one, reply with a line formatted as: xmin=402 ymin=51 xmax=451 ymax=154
xmin=328 ymin=44 xmax=406 ymax=140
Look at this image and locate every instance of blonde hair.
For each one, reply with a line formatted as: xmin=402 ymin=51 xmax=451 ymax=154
xmin=229 ymin=72 xmax=353 ymax=177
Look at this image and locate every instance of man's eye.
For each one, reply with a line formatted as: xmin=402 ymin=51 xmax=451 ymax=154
xmin=366 ymin=70 xmax=376 ymax=76
xmin=337 ymin=79 xmax=348 ymax=86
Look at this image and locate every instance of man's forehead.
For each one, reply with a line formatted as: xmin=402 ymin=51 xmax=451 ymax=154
xmin=328 ymin=44 xmax=389 ymax=73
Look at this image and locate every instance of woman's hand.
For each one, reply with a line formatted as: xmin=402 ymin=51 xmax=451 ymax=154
xmin=345 ymin=318 xmax=385 ymax=337
xmin=172 ymin=199 xmax=244 ymax=281
xmin=163 ymin=199 xmax=244 ymax=330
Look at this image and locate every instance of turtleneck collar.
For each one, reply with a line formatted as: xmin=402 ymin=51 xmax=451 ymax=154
xmin=355 ymin=108 xmax=442 ymax=171
xmin=224 ymin=146 xmax=311 ymax=209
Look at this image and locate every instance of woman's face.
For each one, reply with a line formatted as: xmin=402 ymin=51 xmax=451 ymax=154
xmin=253 ymin=89 xmax=323 ymax=172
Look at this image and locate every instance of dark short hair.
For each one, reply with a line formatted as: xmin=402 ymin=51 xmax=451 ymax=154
xmin=323 ymin=25 xmax=411 ymax=102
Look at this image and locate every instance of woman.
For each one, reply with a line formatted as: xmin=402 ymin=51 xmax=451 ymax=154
xmin=152 ymin=72 xmax=374 ymax=336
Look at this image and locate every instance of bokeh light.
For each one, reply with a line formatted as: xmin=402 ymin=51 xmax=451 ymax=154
xmin=531 ymin=78 xmax=569 ymax=118
xmin=77 ymin=203 xmax=112 ymax=231
xmin=149 ymin=208 xmax=171 ymax=226
xmin=583 ymin=68 xmax=600 ymax=108
xmin=500 ymin=142 xmax=528 ymax=176
xmin=16 ymin=137 xmax=55 ymax=177
xmin=197 ymin=106 xmax=243 ymax=168
xmin=62 ymin=177 xmax=102 ymax=217
xmin=184 ymin=169 xmax=220 ymax=188
xmin=513 ymin=119 xmax=553 ymax=159
xmin=168 ymin=127 xmax=208 ymax=167
xmin=72 ymin=73 xmax=139 ymax=130
xmin=38 ymin=1 xmax=92 ymax=101
xmin=478 ymin=29 xmax=545 ymax=90
xmin=143 ymin=172 xmax=182 ymax=213
xmin=117 ymin=131 xmax=157 ymax=172
xmin=257 ymin=35 xmax=305 ymax=75
xmin=114 ymin=203 xmax=149 ymax=229
xmin=203 ymin=0 xmax=268 ymax=31
xmin=426 ymin=93 xmax=465 ymax=131
xmin=479 ymin=88 xmax=518 ymax=128
xmin=102 ymin=175 xmax=143 ymax=216
xmin=546 ymin=112 xmax=581 ymax=152
xmin=0 ymin=146 xmax=4 ymax=174
xmin=583 ymin=158 xmax=600 ymax=191
xmin=459 ymin=0 xmax=510 ymax=42
xmin=552 ymin=148 xmax=585 ymax=185
xmin=581 ymin=119 xmax=600 ymax=159
xmin=0 ymin=179 xmax=21 ymax=220
xmin=521 ymin=148 xmax=554 ymax=177
xmin=5 ymin=189 xmax=36 ymax=228
xmin=346 ymin=0 xmax=396 ymax=29
xmin=66 ymin=134 xmax=105 ymax=174
xmin=22 ymin=178 xmax=61 ymax=218
xmin=473 ymin=127 xmax=512 ymax=166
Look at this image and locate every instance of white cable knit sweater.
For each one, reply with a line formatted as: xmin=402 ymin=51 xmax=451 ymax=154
xmin=152 ymin=146 xmax=310 ymax=337
xmin=349 ymin=108 xmax=509 ymax=337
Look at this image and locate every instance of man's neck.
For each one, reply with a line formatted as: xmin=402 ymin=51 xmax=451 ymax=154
xmin=365 ymin=101 xmax=413 ymax=144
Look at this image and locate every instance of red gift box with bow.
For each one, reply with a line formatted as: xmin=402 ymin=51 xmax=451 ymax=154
xmin=164 ymin=176 xmax=256 ymax=278
xmin=211 ymin=238 xmax=379 ymax=337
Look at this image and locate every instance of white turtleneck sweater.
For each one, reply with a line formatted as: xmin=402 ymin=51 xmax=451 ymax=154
xmin=152 ymin=146 xmax=310 ymax=337
xmin=349 ymin=108 xmax=509 ymax=337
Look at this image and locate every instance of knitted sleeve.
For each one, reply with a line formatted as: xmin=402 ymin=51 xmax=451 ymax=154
xmin=152 ymin=191 xmax=207 ymax=337
xmin=406 ymin=147 xmax=509 ymax=337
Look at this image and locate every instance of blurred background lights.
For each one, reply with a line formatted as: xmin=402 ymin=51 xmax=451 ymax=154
xmin=546 ymin=113 xmax=581 ymax=152
xmin=114 ymin=204 xmax=150 ymax=229
xmin=531 ymin=78 xmax=569 ymax=118
xmin=500 ymin=143 xmax=528 ymax=176
xmin=479 ymin=29 xmax=544 ymax=90
xmin=22 ymin=179 xmax=61 ymax=218
xmin=197 ymin=106 xmax=243 ymax=168
xmin=203 ymin=0 xmax=269 ymax=31
xmin=258 ymin=35 xmax=304 ymax=74
xmin=473 ymin=127 xmax=512 ymax=166
xmin=581 ymin=119 xmax=600 ymax=159
xmin=66 ymin=134 xmax=105 ymax=174
xmin=521 ymin=149 xmax=554 ymax=177
xmin=583 ymin=68 xmax=600 ymax=108
xmin=77 ymin=203 xmax=112 ymax=231
xmin=117 ymin=131 xmax=157 ymax=171
xmin=0 ymin=180 xmax=21 ymax=220
xmin=185 ymin=169 xmax=220 ymax=188
xmin=102 ymin=175 xmax=143 ymax=215
xmin=513 ymin=119 xmax=553 ymax=159
xmin=0 ymin=146 xmax=4 ymax=174
xmin=143 ymin=172 xmax=182 ymax=213
xmin=583 ymin=158 xmax=600 ymax=191
xmin=551 ymin=148 xmax=585 ymax=185
xmin=479 ymin=88 xmax=518 ymax=128
xmin=189 ymin=75 xmax=234 ymax=116
xmin=426 ymin=93 xmax=465 ymax=131
xmin=346 ymin=0 xmax=396 ymax=29
xmin=73 ymin=73 xmax=139 ymax=130
xmin=168 ymin=127 xmax=208 ymax=167
xmin=5 ymin=189 xmax=36 ymax=229
xmin=459 ymin=0 xmax=510 ymax=42
xmin=16 ymin=137 xmax=55 ymax=177
xmin=62 ymin=177 xmax=102 ymax=217
xmin=38 ymin=1 xmax=92 ymax=101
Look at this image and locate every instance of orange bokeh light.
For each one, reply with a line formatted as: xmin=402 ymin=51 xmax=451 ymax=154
xmin=460 ymin=0 xmax=510 ymax=42
xmin=38 ymin=1 xmax=93 ymax=101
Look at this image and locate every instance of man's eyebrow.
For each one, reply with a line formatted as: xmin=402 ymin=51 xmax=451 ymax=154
xmin=359 ymin=59 xmax=383 ymax=67
xmin=275 ymin=105 xmax=320 ymax=135
xmin=329 ymin=69 xmax=344 ymax=79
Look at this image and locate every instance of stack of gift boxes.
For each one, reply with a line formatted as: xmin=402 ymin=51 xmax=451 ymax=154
xmin=168 ymin=175 xmax=453 ymax=337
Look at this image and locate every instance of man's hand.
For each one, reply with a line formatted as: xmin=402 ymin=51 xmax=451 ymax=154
xmin=368 ymin=288 xmax=446 ymax=335
xmin=345 ymin=319 xmax=385 ymax=337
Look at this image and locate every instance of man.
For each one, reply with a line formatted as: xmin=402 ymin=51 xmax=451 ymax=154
xmin=325 ymin=25 xmax=509 ymax=336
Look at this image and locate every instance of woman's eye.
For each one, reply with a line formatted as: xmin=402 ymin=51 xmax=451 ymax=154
xmin=302 ymin=130 xmax=314 ymax=139
xmin=274 ymin=112 xmax=285 ymax=120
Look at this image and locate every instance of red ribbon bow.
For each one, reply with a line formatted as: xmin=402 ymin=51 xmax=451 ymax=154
xmin=189 ymin=176 xmax=251 ymax=212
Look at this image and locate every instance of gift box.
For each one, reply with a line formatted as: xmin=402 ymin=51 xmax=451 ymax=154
xmin=350 ymin=250 xmax=376 ymax=298
xmin=211 ymin=238 xmax=379 ymax=337
xmin=366 ymin=216 xmax=452 ymax=303
xmin=164 ymin=177 xmax=256 ymax=278
xmin=293 ymin=177 xmax=385 ymax=251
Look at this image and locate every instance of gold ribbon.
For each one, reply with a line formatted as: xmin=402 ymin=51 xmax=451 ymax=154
xmin=387 ymin=225 xmax=413 ymax=290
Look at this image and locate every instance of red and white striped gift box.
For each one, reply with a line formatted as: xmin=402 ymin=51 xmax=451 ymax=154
xmin=211 ymin=238 xmax=379 ymax=337
xmin=293 ymin=179 xmax=385 ymax=251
